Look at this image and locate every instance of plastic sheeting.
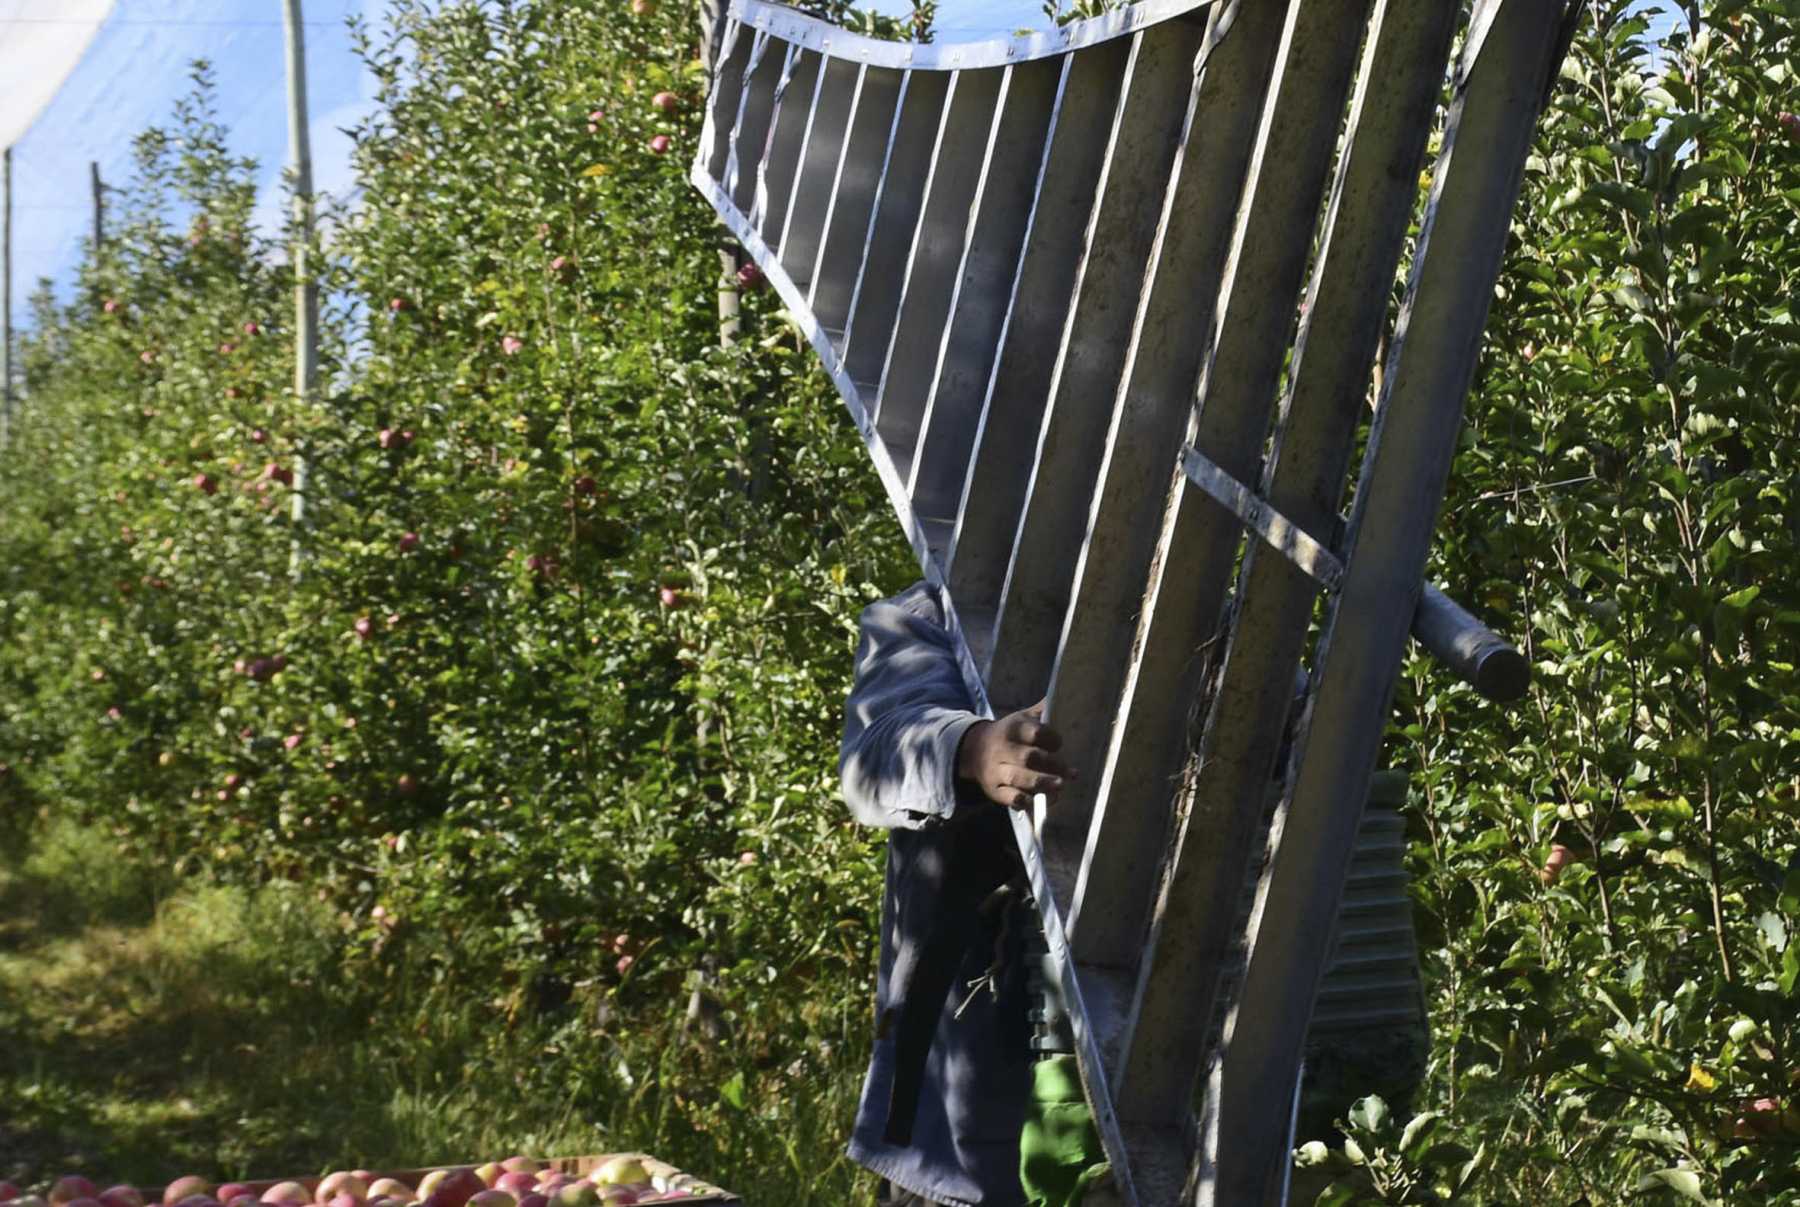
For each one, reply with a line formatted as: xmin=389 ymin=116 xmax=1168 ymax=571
xmin=0 ymin=1 xmax=117 ymax=152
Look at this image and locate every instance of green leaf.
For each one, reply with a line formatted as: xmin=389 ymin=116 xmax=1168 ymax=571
xmin=1347 ymin=1094 xmax=1389 ymax=1134
xmin=1399 ymin=1110 xmax=1442 ymax=1155
xmin=1634 ymin=1168 xmax=1706 ymax=1202
xmin=720 ymin=1069 xmax=746 ymax=1110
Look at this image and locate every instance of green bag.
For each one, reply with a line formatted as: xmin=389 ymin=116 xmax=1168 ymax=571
xmin=1019 ymin=1054 xmax=1111 ymax=1207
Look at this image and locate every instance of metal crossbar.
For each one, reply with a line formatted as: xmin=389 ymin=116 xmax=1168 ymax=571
xmin=692 ymin=1 xmax=1572 ymax=1201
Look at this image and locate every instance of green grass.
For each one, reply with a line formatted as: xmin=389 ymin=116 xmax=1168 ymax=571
xmin=0 ymin=817 xmax=875 ymax=1202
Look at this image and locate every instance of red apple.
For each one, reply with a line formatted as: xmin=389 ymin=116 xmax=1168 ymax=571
xmin=389 ymin=297 xmax=410 ymax=312
xmin=102 ymin=299 xmax=120 ymax=314
xmin=99 ymin=1191 xmax=143 ymax=1207
xmin=243 ymin=321 xmax=262 ymax=336
xmin=399 ymin=531 xmax=421 ymax=552
xmin=213 ymin=1190 xmax=250 ymax=1206
xmin=1780 ymin=112 xmax=1800 ymax=143
xmin=647 ymin=135 xmax=671 ymax=155
xmin=651 ymin=92 xmax=678 ymax=113
xmin=363 ymin=1183 xmax=408 ymax=1203
xmin=499 ymin=1160 xmax=540 ymax=1178
xmin=416 ymin=1172 xmax=481 ymax=1207
xmin=224 ymin=773 xmax=243 ymax=790
xmin=735 ymin=262 xmax=764 ymax=291
xmin=260 ymin=1186 xmax=310 ymax=1206
xmin=573 ymin=475 xmax=598 ymax=496
xmin=262 ymin=462 xmax=294 ymax=485
xmin=631 ymin=0 xmax=650 ymax=13
xmin=396 ymin=773 xmax=419 ymax=797
xmin=378 ymin=428 xmax=398 ymax=449
xmin=249 ymin=428 xmax=268 ymax=444
xmin=353 ymin=616 xmax=374 ymax=640
xmin=467 ymin=1195 xmax=513 ymax=1207
xmin=284 ymin=733 xmax=304 ymax=751
xmin=493 ymin=1179 xmax=535 ymax=1199
xmin=174 ymin=1197 xmax=218 ymax=1207
xmin=515 ymin=1197 xmax=547 ymax=1207
xmin=473 ymin=1167 xmax=503 ymax=1191
xmin=1539 ymin=843 xmax=1575 ymax=885
xmin=502 ymin=335 xmax=525 ymax=356
xmin=194 ymin=473 xmax=218 ymax=495
xmin=52 ymin=1179 xmax=98 ymax=1206
xmin=658 ymin=586 xmax=680 ymax=608
xmin=550 ymin=1187 xmax=595 ymax=1207
xmin=223 ymin=1199 xmax=258 ymax=1207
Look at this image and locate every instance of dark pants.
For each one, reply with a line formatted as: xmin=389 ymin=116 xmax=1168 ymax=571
xmin=876 ymin=1180 xmax=947 ymax=1207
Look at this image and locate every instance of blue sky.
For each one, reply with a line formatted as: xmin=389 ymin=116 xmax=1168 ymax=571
xmin=5 ymin=0 xmax=1681 ymax=320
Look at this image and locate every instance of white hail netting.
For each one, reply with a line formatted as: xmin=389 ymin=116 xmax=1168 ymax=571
xmin=0 ymin=0 xmax=117 ymax=152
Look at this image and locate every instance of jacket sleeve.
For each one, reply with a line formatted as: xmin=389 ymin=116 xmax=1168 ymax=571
xmin=839 ymin=582 xmax=985 ymax=831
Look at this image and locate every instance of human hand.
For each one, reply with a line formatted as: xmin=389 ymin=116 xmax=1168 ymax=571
xmin=956 ymin=700 xmax=1077 ymax=810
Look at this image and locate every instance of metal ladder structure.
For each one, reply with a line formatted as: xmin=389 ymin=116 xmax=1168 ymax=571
xmin=691 ymin=0 xmax=1573 ymax=1202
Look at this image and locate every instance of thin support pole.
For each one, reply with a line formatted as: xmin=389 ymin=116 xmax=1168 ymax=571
xmin=91 ymin=161 xmax=104 ymax=251
xmin=283 ymin=0 xmax=318 ymax=576
xmin=701 ymin=0 xmax=741 ymax=348
xmin=2 ymin=146 xmax=12 ymax=449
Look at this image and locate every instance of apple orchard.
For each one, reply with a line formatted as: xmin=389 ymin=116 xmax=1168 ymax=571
xmin=0 ymin=2 xmax=1797 ymax=1204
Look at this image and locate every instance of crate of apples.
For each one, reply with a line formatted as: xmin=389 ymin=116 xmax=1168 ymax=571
xmin=0 ymin=1155 xmax=734 ymax=1207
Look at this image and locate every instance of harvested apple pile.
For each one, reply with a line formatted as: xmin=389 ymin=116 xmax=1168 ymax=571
xmin=0 ymin=1156 xmax=725 ymax=1207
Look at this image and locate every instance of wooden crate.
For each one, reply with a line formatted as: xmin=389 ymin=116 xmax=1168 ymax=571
xmin=136 ymin=1156 xmax=737 ymax=1206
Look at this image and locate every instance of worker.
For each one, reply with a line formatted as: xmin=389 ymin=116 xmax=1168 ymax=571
xmin=840 ymin=580 xmax=1110 ymax=1207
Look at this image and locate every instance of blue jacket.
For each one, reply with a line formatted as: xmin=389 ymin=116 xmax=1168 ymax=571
xmin=841 ymin=582 xmax=1032 ymax=1206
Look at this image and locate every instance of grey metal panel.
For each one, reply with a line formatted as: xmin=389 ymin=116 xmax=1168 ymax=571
xmin=808 ymin=65 xmax=905 ymax=343
xmin=1204 ymin=4 xmax=1568 ymax=1200
xmin=1110 ymin=0 xmax=1451 ymax=1157
xmin=945 ymin=40 xmax=1130 ymax=646
xmin=730 ymin=0 xmax=1217 ymax=72
xmin=982 ymin=14 xmax=1207 ymax=725
xmin=841 ymin=70 xmax=951 ymax=395
xmin=1067 ymin=0 xmax=1368 ymax=996
xmin=777 ymin=54 xmax=860 ymax=291
xmin=1035 ymin=2 xmax=1289 ymax=941
xmin=751 ymin=46 xmax=819 ymax=242
xmin=700 ymin=18 xmax=750 ymax=182
xmin=872 ymin=67 xmax=1006 ymax=484
xmin=907 ymin=57 xmax=1062 ymax=524
xmin=725 ymin=31 xmax=784 ymax=214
